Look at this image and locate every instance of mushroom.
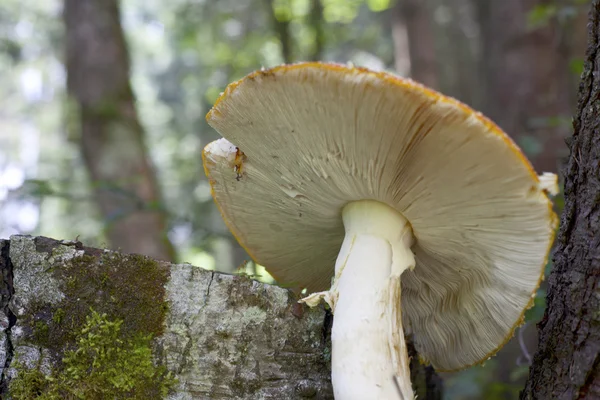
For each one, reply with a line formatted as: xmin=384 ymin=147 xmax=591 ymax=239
xmin=202 ymin=63 xmax=558 ymax=399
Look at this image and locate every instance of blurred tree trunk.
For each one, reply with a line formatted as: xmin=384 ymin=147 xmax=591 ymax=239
xmin=391 ymin=0 xmax=438 ymax=87
xmin=63 ymin=0 xmax=175 ymax=261
xmin=266 ymin=0 xmax=293 ymax=63
xmin=556 ymin=0 xmax=590 ymax=111
xmin=308 ymin=0 xmax=325 ymax=61
xmin=470 ymin=1 xmax=573 ymax=396
xmin=521 ymin=2 xmax=600 ymax=398
xmin=390 ymin=9 xmax=411 ymax=77
xmin=475 ymin=0 xmax=571 ymax=173
xmin=444 ymin=0 xmax=481 ymax=107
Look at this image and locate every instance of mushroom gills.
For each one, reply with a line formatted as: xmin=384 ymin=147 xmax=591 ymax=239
xmin=301 ymin=200 xmax=416 ymax=400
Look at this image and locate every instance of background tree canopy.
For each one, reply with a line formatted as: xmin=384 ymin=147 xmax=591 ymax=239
xmin=0 ymin=0 xmax=590 ymax=398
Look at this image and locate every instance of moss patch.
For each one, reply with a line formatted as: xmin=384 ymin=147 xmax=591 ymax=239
xmin=26 ymin=251 xmax=169 ymax=352
xmin=10 ymin=310 xmax=176 ymax=399
xmin=13 ymin=248 xmax=172 ymax=398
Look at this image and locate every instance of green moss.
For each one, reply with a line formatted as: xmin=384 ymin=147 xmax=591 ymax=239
xmin=10 ymin=310 xmax=176 ymax=399
xmin=13 ymin=250 xmax=173 ymax=398
xmin=21 ymin=301 xmax=55 ymax=349
xmin=52 ymin=308 xmax=65 ymax=324
xmin=8 ymin=360 xmax=56 ymax=400
xmin=33 ymin=321 xmax=49 ymax=345
xmin=24 ymin=251 xmax=169 ymax=352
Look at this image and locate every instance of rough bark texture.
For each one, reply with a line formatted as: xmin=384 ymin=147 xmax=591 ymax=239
xmin=0 ymin=240 xmax=15 ymax=394
xmin=475 ymin=0 xmax=572 ymax=173
xmin=392 ymin=0 xmax=438 ymax=88
xmin=64 ymin=0 xmax=174 ymax=261
xmin=0 ymin=235 xmax=443 ymax=399
xmin=521 ymin=2 xmax=600 ymax=398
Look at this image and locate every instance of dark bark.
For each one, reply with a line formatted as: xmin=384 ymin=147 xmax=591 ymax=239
xmin=0 ymin=240 xmax=15 ymax=394
xmin=409 ymin=341 xmax=443 ymax=400
xmin=63 ymin=0 xmax=174 ymax=261
xmin=521 ymin=2 xmax=600 ymax=398
xmin=392 ymin=0 xmax=438 ymax=88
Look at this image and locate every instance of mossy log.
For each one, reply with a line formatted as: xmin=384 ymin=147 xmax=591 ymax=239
xmin=0 ymin=235 xmax=442 ymax=399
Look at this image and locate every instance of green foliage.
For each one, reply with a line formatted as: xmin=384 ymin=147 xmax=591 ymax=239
xmin=321 ymin=0 xmax=363 ymax=23
xmin=366 ymin=0 xmax=391 ymax=12
xmin=570 ymin=58 xmax=584 ymax=76
xmin=10 ymin=310 xmax=176 ymax=400
xmin=528 ymin=1 xmax=588 ymax=28
xmin=272 ymin=0 xmax=308 ymax=22
xmin=527 ymin=4 xmax=559 ymax=28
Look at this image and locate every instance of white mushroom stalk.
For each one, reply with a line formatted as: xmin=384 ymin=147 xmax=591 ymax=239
xmin=301 ymin=200 xmax=416 ymax=400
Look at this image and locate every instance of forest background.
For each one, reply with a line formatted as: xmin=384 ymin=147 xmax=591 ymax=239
xmin=0 ymin=0 xmax=590 ymax=398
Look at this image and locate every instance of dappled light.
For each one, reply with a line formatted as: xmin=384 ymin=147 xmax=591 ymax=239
xmin=0 ymin=0 xmax=592 ymax=398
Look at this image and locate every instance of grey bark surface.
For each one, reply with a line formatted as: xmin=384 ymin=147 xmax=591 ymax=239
xmin=521 ymin=2 xmax=600 ymax=398
xmin=0 ymin=235 xmax=442 ymax=399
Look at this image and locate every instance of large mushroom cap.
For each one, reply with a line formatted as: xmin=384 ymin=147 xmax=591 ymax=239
xmin=203 ymin=62 xmax=557 ymax=371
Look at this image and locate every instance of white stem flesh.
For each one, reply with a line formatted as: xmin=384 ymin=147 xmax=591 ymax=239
xmin=304 ymin=200 xmax=416 ymax=400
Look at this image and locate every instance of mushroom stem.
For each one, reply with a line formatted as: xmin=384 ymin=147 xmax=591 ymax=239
xmin=301 ymin=200 xmax=416 ymax=400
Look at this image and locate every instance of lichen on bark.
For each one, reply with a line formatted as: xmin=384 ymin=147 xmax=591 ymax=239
xmin=158 ymin=265 xmax=333 ymax=399
xmin=0 ymin=235 xmax=443 ymax=399
xmin=5 ymin=235 xmax=172 ymax=398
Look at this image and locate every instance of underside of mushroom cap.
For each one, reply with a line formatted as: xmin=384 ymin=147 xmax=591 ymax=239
xmin=203 ymin=62 xmax=558 ymax=371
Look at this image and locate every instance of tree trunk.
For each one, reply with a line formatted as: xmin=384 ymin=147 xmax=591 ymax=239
xmin=475 ymin=0 xmax=572 ymax=173
xmin=443 ymin=0 xmax=481 ymax=107
xmin=555 ymin=0 xmax=590 ymax=112
xmin=63 ymin=0 xmax=174 ymax=262
xmin=391 ymin=0 xmax=438 ymax=87
xmin=521 ymin=2 xmax=600 ymax=398
xmin=265 ymin=0 xmax=293 ymax=63
xmin=308 ymin=0 xmax=325 ymax=62
xmin=0 ymin=235 xmax=443 ymax=398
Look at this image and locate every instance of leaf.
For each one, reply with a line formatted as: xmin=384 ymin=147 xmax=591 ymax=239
xmin=527 ymin=4 xmax=558 ymax=28
xmin=570 ymin=58 xmax=584 ymax=76
xmin=366 ymin=0 xmax=390 ymax=12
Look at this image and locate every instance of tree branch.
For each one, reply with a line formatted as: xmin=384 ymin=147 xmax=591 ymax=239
xmin=0 ymin=235 xmax=443 ymax=398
